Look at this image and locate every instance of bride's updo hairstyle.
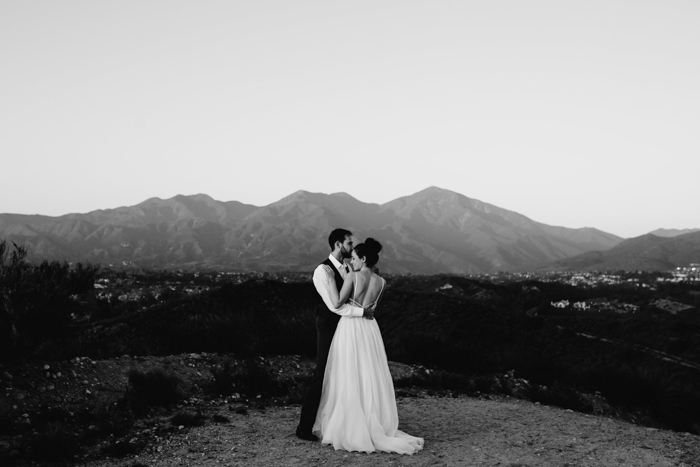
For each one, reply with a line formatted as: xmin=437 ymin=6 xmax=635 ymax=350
xmin=354 ymin=238 xmax=382 ymax=268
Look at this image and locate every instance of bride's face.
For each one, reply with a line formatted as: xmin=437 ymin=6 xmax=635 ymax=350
xmin=350 ymin=251 xmax=365 ymax=271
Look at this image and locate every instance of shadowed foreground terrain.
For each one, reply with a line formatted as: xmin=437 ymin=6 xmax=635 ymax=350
xmin=2 ymin=354 xmax=698 ymax=467
xmin=2 ymin=252 xmax=700 ymax=465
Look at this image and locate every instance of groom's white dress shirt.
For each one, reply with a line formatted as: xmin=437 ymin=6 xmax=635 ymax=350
xmin=312 ymin=254 xmax=364 ymax=317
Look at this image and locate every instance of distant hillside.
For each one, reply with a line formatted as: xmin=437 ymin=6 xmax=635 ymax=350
xmin=0 ymin=187 xmax=623 ymax=274
xmin=546 ymin=231 xmax=700 ymax=271
xmin=649 ymin=228 xmax=700 ymax=238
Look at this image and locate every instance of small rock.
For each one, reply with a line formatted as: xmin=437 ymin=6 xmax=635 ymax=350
xmin=56 ymin=372 xmax=62 ymax=378
xmin=71 ymin=370 xmax=77 ymax=378
xmin=45 ymin=372 xmax=51 ymax=378
xmin=38 ymin=387 xmax=46 ymax=393
xmin=13 ymin=393 xmax=25 ymax=400
xmin=43 ymin=364 xmax=50 ymax=370
xmin=85 ymin=389 xmax=92 ymax=395
xmin=47 ymin=385 xmax=55 ymax=391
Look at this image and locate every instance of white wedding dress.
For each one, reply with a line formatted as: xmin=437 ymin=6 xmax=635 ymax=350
xmin=312 ymin=274 xmax=424 ymax=454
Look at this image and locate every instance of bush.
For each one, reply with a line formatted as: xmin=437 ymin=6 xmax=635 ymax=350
xmin=101 ymin=439 xmax=145 ymax=458
xmin=80 ymin=402 xmax=135 ymax=440
xmin=0 ymin=239 xmax=98 ymax=358
xmin=171 ymin=410 xmax=207 ymax=427
xmin=126 ymin=369 xmax=184 ymax=415
xmin=527 ymin=381 xmax=595 ymax=413
xmin=209 ymin=357 xmax=283 ymax=397
xmin=284 ymin=374 xmax=313 ymax=404
xmin=585 ymin=364 xmax=700 ymax=433
xmin=28 ymin=422 xmax=80 ymax=461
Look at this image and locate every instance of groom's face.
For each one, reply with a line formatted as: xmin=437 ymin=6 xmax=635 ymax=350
xmin=339 ymin=235 xmax=354 ymax=259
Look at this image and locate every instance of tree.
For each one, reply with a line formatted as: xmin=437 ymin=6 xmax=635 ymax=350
xmin=0 ymin=240 xmax=30 ymax=349
xmin=0 ymin=239 xmax=99 ymax=358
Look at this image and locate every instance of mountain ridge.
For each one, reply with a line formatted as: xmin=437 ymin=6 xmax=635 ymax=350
xmin=546 ymin=231 xmax=700 ymax=272
xmin=2 ymin=187 xmax=691 ymax=273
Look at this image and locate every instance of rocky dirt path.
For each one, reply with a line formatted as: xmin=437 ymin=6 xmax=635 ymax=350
xmin=83 ymin=395 xmax=699 ymax=467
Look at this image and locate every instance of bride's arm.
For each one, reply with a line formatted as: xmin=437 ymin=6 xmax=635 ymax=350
xmin=330 ymin=272 xmax=355 ymax=308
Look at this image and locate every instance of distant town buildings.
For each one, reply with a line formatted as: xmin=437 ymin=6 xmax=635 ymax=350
xmin=666 ymin=264 xmax=700 ymax=282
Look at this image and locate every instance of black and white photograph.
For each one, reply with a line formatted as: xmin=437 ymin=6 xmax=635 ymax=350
xmin=1 ymin=1 xmax=699 ymax=465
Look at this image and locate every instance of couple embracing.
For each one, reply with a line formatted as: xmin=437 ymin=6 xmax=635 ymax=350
xmin=295 ymin=228 xmax=424 ymax=455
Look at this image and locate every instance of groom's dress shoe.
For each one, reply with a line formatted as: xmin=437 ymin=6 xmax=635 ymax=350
xmin=296 ymin=426 xmax=318 ymax=441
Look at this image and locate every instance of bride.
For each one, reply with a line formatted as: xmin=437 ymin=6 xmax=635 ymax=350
xmin=312 ymin=238 xmax=424 ymax=455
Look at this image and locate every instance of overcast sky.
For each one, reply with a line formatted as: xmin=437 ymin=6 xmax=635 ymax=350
xmin=1 ymin=1 xmax=698 ymax=238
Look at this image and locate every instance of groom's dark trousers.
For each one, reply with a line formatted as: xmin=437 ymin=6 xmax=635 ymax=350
xmin=297 ymin=259 xmax=344 ymax=434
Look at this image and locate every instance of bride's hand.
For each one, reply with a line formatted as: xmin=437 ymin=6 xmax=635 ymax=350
xmin=363 ymin=309 xmax=374 ymax=320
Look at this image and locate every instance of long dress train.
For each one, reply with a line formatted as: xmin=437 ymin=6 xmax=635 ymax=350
xmin=312 ymin=275 xmax=424 ymax=454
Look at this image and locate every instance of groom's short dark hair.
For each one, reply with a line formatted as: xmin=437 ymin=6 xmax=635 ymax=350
xmin=328 ymin=228 xmax=352 ymax=250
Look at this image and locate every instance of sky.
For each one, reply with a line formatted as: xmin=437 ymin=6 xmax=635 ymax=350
xmin=1 ymin=1 xmax=698 ymax=238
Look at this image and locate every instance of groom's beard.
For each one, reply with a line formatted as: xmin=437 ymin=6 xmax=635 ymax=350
xmin=340 ymin=247 xmax=352 ymax=259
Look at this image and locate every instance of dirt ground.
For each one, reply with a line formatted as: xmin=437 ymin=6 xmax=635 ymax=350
xmin=80 ymin=395 xmax=699 ymax=467
xmin=2 ymin=354 xmax=699 ymax=467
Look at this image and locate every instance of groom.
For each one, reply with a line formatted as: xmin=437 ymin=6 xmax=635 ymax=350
xmin=295 ymin=228 xmax=374 ymax=441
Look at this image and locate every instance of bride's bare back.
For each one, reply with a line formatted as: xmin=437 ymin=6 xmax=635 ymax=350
xmin=330 ymin=269 xmax=385 ymax=311
xmin=351 ymin=270 xmax=385 ymax=310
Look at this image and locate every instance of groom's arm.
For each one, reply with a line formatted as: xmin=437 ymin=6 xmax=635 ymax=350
xmin=312 ymin=265 xmax=364 ymax=317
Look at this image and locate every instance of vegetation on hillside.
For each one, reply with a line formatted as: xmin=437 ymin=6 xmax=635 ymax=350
xmin=2 ymin=239 xmax=700 ymax=463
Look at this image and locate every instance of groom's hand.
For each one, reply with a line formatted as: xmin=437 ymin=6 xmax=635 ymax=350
xmin=363 ymin=309 xmax=374 ymax=320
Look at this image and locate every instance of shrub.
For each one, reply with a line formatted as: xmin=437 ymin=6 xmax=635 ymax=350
xmin=28 ymin=422 xmax=80 ymax=461
xmin=101 ymin=439 xmax=145 ymax=458
xmin=527 ymin=381 xmax=594 ymax=413
xmin=171 ymin=410 xmax=207 ymax=427
xmin=80 ymin=402 xmax=135 ymax=440
xmin=284 ymin=374 xmax=313 ymax=404
xmin=126 ymin=368 xmax=184 ymax=415
xmin=0 ymin=239 xmax=98 ymax=357
xmin=586 ymin=364 xmax=700 ymax=433
xmin=212 ymin=414 xmax=230 ymax=423
xmin=209 ymin=357 xmax=283 ymax=397
xmin=0 ymin=413 xmax=15 ymax=436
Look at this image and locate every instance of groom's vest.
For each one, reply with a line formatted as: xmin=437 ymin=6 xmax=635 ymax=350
xmin=317 ymin=258 xmax=344 ymax=323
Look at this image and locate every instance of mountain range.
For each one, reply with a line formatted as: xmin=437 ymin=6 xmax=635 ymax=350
xmin=0 ymin=187 xmax=696 ymax=274
xmin=548 ymin=231 xmax=700 ymax=272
